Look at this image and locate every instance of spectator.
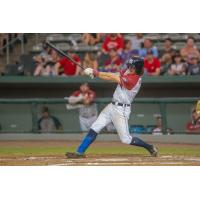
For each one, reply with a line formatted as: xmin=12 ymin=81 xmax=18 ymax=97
xmin=103 ymin=48 xmax=122 ymax=72
xmin=186 ymin=106 xmax=200 ymax=134
xmin=102 ymin=33 xmax=124 ymax=54
xmin=82 ymin=33 xmax=101 ymax=46
xmin=144 ymin=49 xmax=160 ymax=76
xmin=55 ymin=50 xmax=81 ymax=76
xmin=33 ymin=42 xmax=52 ymax=64
xmin=67 ymin=83 xmax=98 ymax=132
xmin=160 ymin=53 xmax=172 ymax=75
xmin=152 ymin=116 xmax=173 ymax=135
xmin=130 ymin=33 xmax=144 ymax=50
xmin=160 ymin=38 xmax=176 ymax=58
xmin=120 ymin=39 xmax=139 ymax=63
xmin=34 ymin=63 xmax=56 ymax=76
xmin=38 ymin=106 xmax=62 ymax=133
xmin=167 ymin=52 xmax=187 ymax=76
xmin=33 ymin=43 xmax=58 ymax=76
xmin=187 ymin=54 xmax=200 ymax=75
xmin=180 ymin=36 xmax=200 ymax=61
xmin=139 ymin=38 xmax=159 ymax=58
xmin=83 ymin=52 xmax=98 ymax=70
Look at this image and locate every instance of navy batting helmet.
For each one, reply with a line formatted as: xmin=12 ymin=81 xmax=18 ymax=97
xmin=125 ymin=56 xmax=144 ymax=75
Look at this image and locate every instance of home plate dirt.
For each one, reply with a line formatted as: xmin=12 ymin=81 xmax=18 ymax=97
xmin=0 ymin=141 xmax=200 ymax=166
xmin=1 ymin=155 xmax=200 ymax=166
xmin=50 ymin=155 xmax=200 ymax=166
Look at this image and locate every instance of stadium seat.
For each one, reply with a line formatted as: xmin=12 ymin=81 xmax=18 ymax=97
xmin=4 ymin=64 xmax=24 ymax=76
xmin=55 ymin=43 xmax=71 ymax=51
xmin=146 ymin=125 xmax=156 ymax=134
xmin=129 ymin=125 xmax=146 ymax=134
xmin=19 ymin=54 xmax=35 ymax=75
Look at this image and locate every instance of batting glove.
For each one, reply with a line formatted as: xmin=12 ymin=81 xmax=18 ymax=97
xmin=84 ymin=68 xmax=94 ymax=79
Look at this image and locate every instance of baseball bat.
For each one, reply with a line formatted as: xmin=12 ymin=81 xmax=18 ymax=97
xmin=45 ymin=41 xmax=85 ymax=70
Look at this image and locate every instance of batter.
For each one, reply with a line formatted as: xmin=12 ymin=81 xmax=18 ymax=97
xmin=66 ymin=56 xmax=158 ymax=158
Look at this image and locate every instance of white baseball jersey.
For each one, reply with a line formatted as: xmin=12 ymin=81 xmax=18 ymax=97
xmin=113 ymin=69 xmax=142 ymax=104
xmin=91 ymin=69 xmax=142 ymax=144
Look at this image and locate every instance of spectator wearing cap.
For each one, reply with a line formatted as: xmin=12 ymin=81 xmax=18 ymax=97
xmin=55 ymin=50 xmax=81 ymax=76
xmin=160 ymin=38 xmax=176 ymax=58
xmin=139 ymin=38 xmax=159 ymax=58
xmin=168 ymin=52 xmax=187 ymax=76
xmin=103 ymin=48 xmax=122 ymax=72
xmin=120 ymin=39 xmax=139 ymax=64
xmin=180 ymin=37 xmax=200 ymax=61
xmin=38 ymin=106 xmax=62 ymax=133
xmin=187 ymin=54 xmax=200 ymax=75
xmin=144 ymin=49 xmax=160 ymax=76
xmin=102 ymin=34 xmax=124 ymax=54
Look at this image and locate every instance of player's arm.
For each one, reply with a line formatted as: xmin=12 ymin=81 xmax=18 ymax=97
xmin=98 ymin=72 xmax=120 ymax=83
xmin=84 ymin=68 xmax=120 ymax=84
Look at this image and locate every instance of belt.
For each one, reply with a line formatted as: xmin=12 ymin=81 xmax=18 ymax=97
xmin=112 ymin=102 xmax=131 ymax=107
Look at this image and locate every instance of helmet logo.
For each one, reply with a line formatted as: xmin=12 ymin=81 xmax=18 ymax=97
xmin=129 ymin=59 xmax=133 ymax=64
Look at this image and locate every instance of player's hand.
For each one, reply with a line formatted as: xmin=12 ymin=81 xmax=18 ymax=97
xmin=84 ymin=68 xmax=94 ymax=79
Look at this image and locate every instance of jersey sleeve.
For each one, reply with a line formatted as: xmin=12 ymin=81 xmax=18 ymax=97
xmin=120 ymin=74 xmax=140 ymax=90
xmin=71 ymin=90 xmax=80 ymax=97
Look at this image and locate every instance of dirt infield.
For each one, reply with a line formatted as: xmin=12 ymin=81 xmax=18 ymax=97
xmin=0 ymin=141 xmax=200 ymax=166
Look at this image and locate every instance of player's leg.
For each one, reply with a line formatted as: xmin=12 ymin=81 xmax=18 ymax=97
xmin=79 ymin=116 xmax=88 ymax=133
xmin=66 ymin=104 xmax=112 ymax=158
xmin=111 ymin=110 xmax=158 ymax=156
xmin=76 ymin=104 xmax=112 ymax=154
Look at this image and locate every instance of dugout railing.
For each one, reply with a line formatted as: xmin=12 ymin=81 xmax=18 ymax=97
xmin=0 ymin=97 xmax=199 ymax=134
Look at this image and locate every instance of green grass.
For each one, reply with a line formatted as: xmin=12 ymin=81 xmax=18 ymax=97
xmin=0 ymin=145 xmax=200 ymax=157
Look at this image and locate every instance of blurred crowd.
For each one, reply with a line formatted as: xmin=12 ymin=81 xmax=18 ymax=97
xmin=32 ymin=33 xmax=200 ymax=77
xmin=0 ymin=33 xmax=26 ymax=55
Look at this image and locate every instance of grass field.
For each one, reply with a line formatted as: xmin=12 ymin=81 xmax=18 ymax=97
xmin=0 ymin=141 xmax=200 ymax=166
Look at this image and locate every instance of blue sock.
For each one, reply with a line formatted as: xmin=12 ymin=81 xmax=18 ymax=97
xmin=130 ymin=137 xmax=152 ymax=151
xmin=77 ymin=129 xmax=98 ymax=154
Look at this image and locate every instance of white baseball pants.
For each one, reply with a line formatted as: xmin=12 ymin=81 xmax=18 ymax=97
xmin=91 ymin=103 xmax=132 ymax=144
xmin=79 ymin=115 xmax=97 ymax=132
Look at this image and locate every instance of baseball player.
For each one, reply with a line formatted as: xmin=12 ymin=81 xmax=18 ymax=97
xmin=67 ymin=83 xmax=98 ymax=132
xmin=66 ymin=56 xmax=158 ymax=158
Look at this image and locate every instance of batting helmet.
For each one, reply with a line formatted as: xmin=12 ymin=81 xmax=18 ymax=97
xmin=125 ymin=56 xmax=144 ymax=76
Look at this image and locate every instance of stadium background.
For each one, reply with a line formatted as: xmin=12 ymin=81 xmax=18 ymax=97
xmin=0 ymin=33 xmax=200 ymax=165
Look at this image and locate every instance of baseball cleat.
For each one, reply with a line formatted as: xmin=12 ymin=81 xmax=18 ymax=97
xmin=65 ymin=152 xmax=86 ymax=159
xmin=148 ymin=145 xmax=158 ymax=157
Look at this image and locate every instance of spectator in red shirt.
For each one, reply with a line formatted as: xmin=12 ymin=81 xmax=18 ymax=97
xmin=55 ymin=51 xmax=81 ymax=76
xmin=103 ymin=48 xmax=122 ymax=72
xmin=102 ymin=33 xmax=124 ymax=54
xmin=144 ymin=49 xmax=160 ymax=76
